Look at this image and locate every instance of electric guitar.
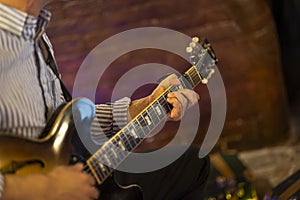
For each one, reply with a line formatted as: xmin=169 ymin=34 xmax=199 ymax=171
xmin=0 ymin=37 xmax=217 ymax=199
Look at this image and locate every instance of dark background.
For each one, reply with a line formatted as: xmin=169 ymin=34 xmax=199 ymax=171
xmin=268 ymin=0 xmax=300 ymax=107
xmin=45 ymin=0 xmax=299 ymax=151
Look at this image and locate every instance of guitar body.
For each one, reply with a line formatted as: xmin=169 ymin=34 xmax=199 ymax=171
xmin=0 ymin=98 xmax=142 ymax=200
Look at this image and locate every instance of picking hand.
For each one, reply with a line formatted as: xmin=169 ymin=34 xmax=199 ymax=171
xmin=46 ymin=163 xmax=99 ymax=200
xmin=2 ymin=163 xmax=99 ymax=200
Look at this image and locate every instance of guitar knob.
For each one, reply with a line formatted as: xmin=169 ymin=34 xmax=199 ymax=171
xmin=186 ymin=46 xmax=193 ymax=53
xmin=202 ymin=78 xmax=208 ymax=84
xmin=189 ymin=42 xmax=196 ymax=48
xmin=192 ymin=36 xmax=200 ymax=43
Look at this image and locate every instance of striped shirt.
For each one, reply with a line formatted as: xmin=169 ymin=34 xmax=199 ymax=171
xmin=0 ymin=3 xmax=130 ymax=195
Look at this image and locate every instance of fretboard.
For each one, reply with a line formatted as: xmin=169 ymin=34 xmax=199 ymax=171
xmin=85 ymin=40 xmax=216 ymax=185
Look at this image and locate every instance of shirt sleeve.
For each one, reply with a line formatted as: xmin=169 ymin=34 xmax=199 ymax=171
xmin=0 ymin=173 xmax=4 ymax=199
xmin=90 ymin=97 xmax=131 ymax=145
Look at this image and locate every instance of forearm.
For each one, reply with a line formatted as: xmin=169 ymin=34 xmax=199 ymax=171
xmin=128 ymin=96 xmax=151 ymax=120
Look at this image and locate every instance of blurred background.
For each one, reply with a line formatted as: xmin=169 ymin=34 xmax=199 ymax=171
xmin=45 ymin=0 xmax=300 ymax=199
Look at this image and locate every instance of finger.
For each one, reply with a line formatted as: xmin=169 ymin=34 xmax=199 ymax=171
xmin=86 ymin=174 xmax=96 ymax=186
xmin=89 ymin=187 xmax=100 ymax=199
xmin=151 ymin=74 xmax=181 ymax=102
xmin=171 ymin=89 xmax=200 ymax=109
xmin=167 ymin=90 xmax=199 ymax=121
xmin=159 ymin=74 xmax=180 ymax=89
xmin=181 ymin=91 xmax=199 ymax=108
xmin=168 ymin=91 xmax=188 ymax=112
xmin=71 ymin=163 xmax=84 ymax=171
xmin=180 ymin=92 xmax=190 ymax=108
xmin=167 ymin=96 xmax=183 ymax=120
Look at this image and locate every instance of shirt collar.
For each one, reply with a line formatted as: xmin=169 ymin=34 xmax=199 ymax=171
xmin=0 ymin=3 xmax=51 ymax=40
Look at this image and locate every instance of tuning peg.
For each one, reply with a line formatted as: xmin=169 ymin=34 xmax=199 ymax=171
xmin=201 ymin=78 xmax=208 ymax=84
xmin=192 ymin=37 xmax=200 ymax=43
xmin=186 ymin=46 xmax=193 ymax=53
xmin=189 ymin=42 xmax=196 ymax=48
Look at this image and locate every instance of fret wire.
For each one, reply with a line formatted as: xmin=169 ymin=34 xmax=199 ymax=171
xmin=141 ymin=112 xmax=150 ymax=130
xmin=107 ymin=140 xmax=129 ymax=162
xmin=102 ymin=142 xmax=119 ymax=168
xmin=87 ymin=158 xmax=105 ymax=183
xmin=187 ymin=71 xmax=195 ymax=87
xmin=120 ymin=130 xmax=133 ymax=151
xmin=132 ymin=120 xmax=144 ymax=139
xmin=145 ymin=110 xmax=155 ymax=129
xmin=133 ymin=122 xmax=144 ymax=139
xmin=123 ymin=124 xmax=143 ymax=149
xmin=142 ymin=112 xmax=152 ymax=130
xmin=123 ymin=104 xmax=168 ymax=150
xmin=148 ymin=105 xmax=160 ymax=125
xmin=182 ymin=75 xmax=189 ymax=87
xmin=109 ymin=141 xmax=124 ymax=163
xmin=153 ymin=101 xmax=165 ymax=121
xmin=115 ymin=134 xmax=129 ymax=152
xmin=127 ymin=124 xmax=142 ymax=145
xmin=191 ymin=67 xmax=201 ymax=85
xmin=179 ymin=76 xmax=188 ymax=89
xmin=109 ymin=140 xmax=127 ymax=161
xmin=123 ymin=126 xmax=138 ymax=147
xmin=91 ymin=156 xmax=109 ymax=178
xmin=159 ymin=95 xmax=171 ymax=113
xmin=186 ymin=69 xmax=196 ymax=86
xmin=89 ymin=143 xmax=121 ymax=179
xmin=187 ymin=67 xmax=201 ymax=87
xmin=191 ymin=68 xmax=199 ymax=82
xmin=137 ymin=115 xmax=150 ymax=135
xmin=127 ymin=128 xmax=144 ymax=148
xmin=94 ymin=155 xmax=115 ymax=179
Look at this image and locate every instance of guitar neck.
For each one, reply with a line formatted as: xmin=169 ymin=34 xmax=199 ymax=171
xmin=85 ymin=39 xmax=217 ymax=185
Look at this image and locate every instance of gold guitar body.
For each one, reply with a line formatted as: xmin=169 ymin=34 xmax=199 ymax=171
xmin=0 ymin=99 xmax=77 ymax=175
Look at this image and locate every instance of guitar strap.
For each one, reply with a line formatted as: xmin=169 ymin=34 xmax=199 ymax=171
xmin=38 ymin=36 xmax=72 ymax=102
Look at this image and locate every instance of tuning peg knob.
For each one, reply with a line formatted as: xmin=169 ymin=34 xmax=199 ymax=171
xmin=201 ymin=78 xmax=208 ymax=84
xmin=189 ymin=42 xmax=196 ymax=48
xmin=186 ymin=46 xmax=193 ymax=53
xmin=192 ymin=37 xmax=199 ymax=43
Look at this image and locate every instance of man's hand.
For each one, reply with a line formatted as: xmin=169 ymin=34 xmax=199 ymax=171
xmin=151 ymin=74 xmax=200 ymax=121
xmin=129 ymin=74 xmax=199 ymax=121
xmin=46 ymin=163 xmax=99 ymax=200
xmin=2 ymin=163 xmax=99 ymax=200
xmin=129 ymin=74 xmax=200 ymax=151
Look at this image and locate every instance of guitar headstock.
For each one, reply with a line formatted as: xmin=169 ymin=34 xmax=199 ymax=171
xmin=186 ymin=37 xmax=218 ymax=84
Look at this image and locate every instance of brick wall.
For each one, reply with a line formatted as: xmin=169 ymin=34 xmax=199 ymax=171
xmin=46 ymin=0 xmax=289 ymax=151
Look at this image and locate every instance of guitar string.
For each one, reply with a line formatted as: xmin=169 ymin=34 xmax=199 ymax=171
xmin=86 ymin=96 xmax=169 ymax=182
xmin=88 ymin=69 xmax=206 ymax=182
xmin=86 ymin=63 xmax=207 ymax=181
xmin=84 ymin=50 xmax=214 ymax=182
xmin=90 ymin=47 xmax=208 ymax=141
xmin=88 ymin=65 xmax=202 ymax=141
xmin=85 ymin=70 xmax=202 ymax=182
